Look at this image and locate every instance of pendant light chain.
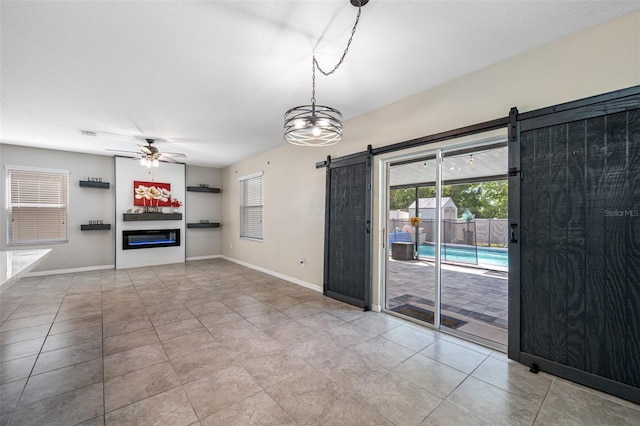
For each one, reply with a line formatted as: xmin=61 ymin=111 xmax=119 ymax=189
xmin=311 ymin=58 xmax=316 ymax=105
xmin=284 ymin=0 xmax=367 ymax=146
xmin=311 ymin=0 xmax=363 ymax=104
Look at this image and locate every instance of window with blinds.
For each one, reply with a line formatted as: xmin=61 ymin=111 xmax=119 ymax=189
xmin=6 ymin=166 xmax=69 ymax=244
xmin=239 ymin=172 xmax=263 ymax=241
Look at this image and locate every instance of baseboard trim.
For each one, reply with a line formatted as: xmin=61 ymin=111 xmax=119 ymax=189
xmin=186 ymin=255 xmax=222 ymax=261
xmin=26 ymin=264 xmax=115 ymax=277
xmin=23 ymin=257 xmax=324 ymax=296
xmin=221 ymin=256 xmax=322 ymax=293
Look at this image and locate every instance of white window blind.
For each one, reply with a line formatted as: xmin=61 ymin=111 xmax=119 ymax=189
xmin=6 ymin=166 xmax=69 ymax=244
xmin=239 ymin=172 xmax=263 ymax=241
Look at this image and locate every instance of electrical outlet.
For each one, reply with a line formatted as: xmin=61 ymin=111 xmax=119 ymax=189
xmin=300 ymin=258 xmax=306 ymax=266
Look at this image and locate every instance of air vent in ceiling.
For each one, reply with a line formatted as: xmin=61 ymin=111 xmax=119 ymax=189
xmin=79 ymin=129 xmax=97 ymax=137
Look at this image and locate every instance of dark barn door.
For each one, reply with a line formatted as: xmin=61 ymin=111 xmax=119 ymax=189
xmin=509 ymin=87 xmax=640 ymax=403
xmin=323 ymin=153 xmax=372 ymax=310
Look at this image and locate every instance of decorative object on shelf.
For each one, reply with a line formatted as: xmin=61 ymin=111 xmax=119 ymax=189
xmin=81 ymin=223 xmax=111 ymax=231
xmin=171 ymin=198 xmax=183 ymax=212
xmin=199 ymin=184 xmax=209 ymax=188
xmin=134 ymin=181 xmax=171 ymax=206
xmin=79 ymin=179 xmax=110 ymax=189
xmin=123 ymin=212 xmax=182 ymax=221
xmin=283 ymin=0 xmax=368 ymax=147
xmin=186 ymin=186 xmax=221 ymax=193
xmin=81 ymin=220 xmax=109 ymax=231
xmin=143 ymin=206 xmax=163 ymax=213
xmin=410 ymin=216 xmax=421 ymax=227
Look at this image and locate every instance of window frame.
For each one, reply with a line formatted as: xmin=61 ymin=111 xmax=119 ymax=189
xmin=6 ymin=165 xmax=69 ymax=245
xmin=238 ymin=171 xmax=264 ymax=242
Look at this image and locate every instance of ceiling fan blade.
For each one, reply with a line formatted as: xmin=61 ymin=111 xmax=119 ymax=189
xmin=140 ymin=146 xmax=152 ymax=154
xmin=158 ymin=155 xmax=179 ymax=163
xmin=161 ymin=152 xmax=187 ymax=157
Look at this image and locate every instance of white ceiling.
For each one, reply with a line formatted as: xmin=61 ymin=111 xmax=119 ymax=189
xmin=390 ymin=144 xmax=508 ymax=187
xmin=1 ymin=1 xmax=638 ymax=168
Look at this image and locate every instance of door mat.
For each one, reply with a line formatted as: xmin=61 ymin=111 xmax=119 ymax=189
xmin=390 ymin=304 xmax=467 ymax=329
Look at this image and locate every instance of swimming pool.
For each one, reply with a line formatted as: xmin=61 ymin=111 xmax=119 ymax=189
xmin=418 ymin=244 xmax=508 ymax=268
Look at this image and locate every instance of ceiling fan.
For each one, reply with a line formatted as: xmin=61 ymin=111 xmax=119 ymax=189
xmin=106 ymin=137 xmax=186 ymax=167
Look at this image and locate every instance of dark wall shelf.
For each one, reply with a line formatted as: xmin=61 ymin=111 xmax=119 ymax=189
xmin=81 ymin=224 xmax=111 ymax=231
xmin=123 ymin=213 xmax=183 ymax=221
xmin=186 ymin=222 xmax=221 ymax=229
xmin=79 ymin=180 xmax=110 ymax=189
xmin=187 ymin=186 xmax=220 ymax=193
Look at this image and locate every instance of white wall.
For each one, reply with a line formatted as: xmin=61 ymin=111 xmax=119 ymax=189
xmin=221 ymin=12 xmax=640 ymax=304
xmin=185 ymin=165 xmax=222 ymax=260
xmin=222 ymin=152 xmax=326 ymax=291
xmin=0 ymin=144 xmax=221 ymax=273
xmin=115 ymin=156 xmax=186 ymax=269
xmin=0 ymin=144 xmax=115 ymax=272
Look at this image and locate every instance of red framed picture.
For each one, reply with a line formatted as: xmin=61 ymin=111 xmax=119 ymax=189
xmin=133 ymin=181 xmax=171 ymax=206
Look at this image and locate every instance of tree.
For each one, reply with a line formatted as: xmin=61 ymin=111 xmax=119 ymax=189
xmin=389 ymin=187 xmax=436 ymax=212
xmin=389 ymin=188 xmax=415 ymax=211
xmin=449 ymin=181 xmax=507 ymax=219
xmin=389 ymin=180 xmax=507 ymax=219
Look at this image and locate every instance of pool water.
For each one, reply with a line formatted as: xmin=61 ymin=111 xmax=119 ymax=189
xmin=418 ymin=244 xmax=508 ymax=268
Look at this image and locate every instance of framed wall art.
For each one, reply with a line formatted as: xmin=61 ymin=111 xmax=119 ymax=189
xmin=133 ymin=181 xmax=171 ymax=206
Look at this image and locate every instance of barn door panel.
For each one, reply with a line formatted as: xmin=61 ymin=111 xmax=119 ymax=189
xmin=510 ymin=87 xmax=640 ymax=403
xmin=324 ymin=153 xmax=372 ymax=309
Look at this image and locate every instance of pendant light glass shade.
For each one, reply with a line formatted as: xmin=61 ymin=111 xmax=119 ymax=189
xmin=284 ymin=104 xmax=343 ymax=146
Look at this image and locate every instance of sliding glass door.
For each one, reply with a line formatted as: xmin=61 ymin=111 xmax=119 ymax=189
xmin=385 ymin=142 xmax=508 ymax=347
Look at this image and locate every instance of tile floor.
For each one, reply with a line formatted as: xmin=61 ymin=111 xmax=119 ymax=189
xmin=0 ymin=258 xmax=639 ymax=425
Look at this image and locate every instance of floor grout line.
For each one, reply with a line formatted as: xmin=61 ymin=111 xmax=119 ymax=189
xmin=2 ymin=261 xmax=638 ymax=424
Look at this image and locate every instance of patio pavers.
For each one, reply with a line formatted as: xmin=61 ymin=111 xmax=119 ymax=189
xmin=386 ymin=257 xmax=508 ymax=345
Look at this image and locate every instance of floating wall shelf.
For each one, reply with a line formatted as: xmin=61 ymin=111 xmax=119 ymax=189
xmin=186 ymin=186 xmax=221 ymax=193
xmin=79 ymin=180 xmax=110 ymax=189
xmin=81 ymin=224 xmax=111 ymax=231
xmin=123 ymin=213 xmax=183 ymax=221
xmin=186 ymin=222 xmax=221 ymax=229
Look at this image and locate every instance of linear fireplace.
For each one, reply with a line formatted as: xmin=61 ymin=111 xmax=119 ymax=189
xmin=122 ymin=229 xmax=181 ymax=250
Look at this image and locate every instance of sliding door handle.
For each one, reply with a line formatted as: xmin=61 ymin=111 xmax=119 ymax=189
xmin=510 ymin=223 xmax=518 ymax=243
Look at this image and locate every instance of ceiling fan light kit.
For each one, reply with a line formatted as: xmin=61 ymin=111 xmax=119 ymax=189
xmin=103 ymin=136 xmax=186 ymax=167
xmin=283 ymin=0 xmax=368 ymax=147
xmin=140 ymin=157 xmax=160 ymax=168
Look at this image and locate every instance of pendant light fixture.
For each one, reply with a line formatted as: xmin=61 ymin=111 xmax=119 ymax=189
xmin=284 ymin=0 xmax=368 ymax=147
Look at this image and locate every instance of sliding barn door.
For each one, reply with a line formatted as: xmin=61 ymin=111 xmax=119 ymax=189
xmin=324 ymin=153 xmax=372 ymax=309
xmin=509 ymin=87 xmax=640 ymax=403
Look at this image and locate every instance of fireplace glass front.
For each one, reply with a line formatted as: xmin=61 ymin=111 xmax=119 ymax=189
xmin=122 ymin=229 xmax=180 ymax=250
